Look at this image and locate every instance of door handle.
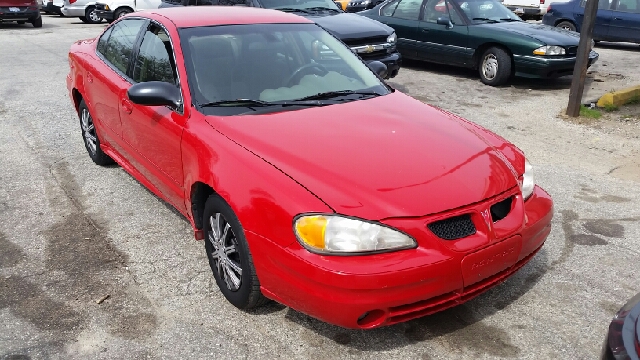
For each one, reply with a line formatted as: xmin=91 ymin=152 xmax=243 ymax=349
xmin=421 ymin=28 xmax=430 ymax=32
xmin=121 ymin=98 xmax=133 ymax=114
xmin=576 ymin=13 xmax=583 ymax=16
xmin=86 ymin=72 xmax=93 ymax=83
xmin=613 ymin=17 xmax=623 ymax=20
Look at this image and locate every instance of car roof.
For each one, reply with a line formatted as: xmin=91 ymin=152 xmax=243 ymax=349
xmin=145 ymin=6 xmax=314 ymax=28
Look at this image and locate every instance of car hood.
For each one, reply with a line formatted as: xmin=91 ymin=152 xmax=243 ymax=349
xmin=311 ymin=12 xmax=393 ymax=40
xmin=478 ymin=21 xmax=580 ymax=46
xmin=205 ymin=92 xmax=520 ymax=220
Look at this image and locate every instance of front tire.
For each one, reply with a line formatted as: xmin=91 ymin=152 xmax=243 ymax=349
xmin=203 ymin=194 xmax=267 ymax=310
xmin=556 ymin=20 xmax=576 ymax=32
xmin=84 ymin=6 xmax=102 ymax=24
xmin=478 ymin=47 xmax=511 ymax=86
xmin=78 ymin=99 xmax=114 ymax=166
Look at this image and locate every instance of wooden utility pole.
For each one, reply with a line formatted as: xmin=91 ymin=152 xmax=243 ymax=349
xmin=566 ymin=0 xmax=600 ymax=117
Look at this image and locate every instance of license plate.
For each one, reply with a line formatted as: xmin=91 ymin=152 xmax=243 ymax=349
xmin=514 ymin=7 xmax=524 ymax=13
xmin=9 ymin=7 xmax=20 ymax=11
xmin=460 ymin=235 xmax=522 ymax=287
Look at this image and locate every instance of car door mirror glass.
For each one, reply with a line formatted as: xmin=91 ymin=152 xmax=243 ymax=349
xmin=366 ymin=60 xmax=388 ymax=78
xmin=128 ymin=81 xmax=182 ymax=110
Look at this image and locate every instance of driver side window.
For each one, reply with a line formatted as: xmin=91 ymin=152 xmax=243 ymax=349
xmin=424 ymin=0 xmax=462 ymax=23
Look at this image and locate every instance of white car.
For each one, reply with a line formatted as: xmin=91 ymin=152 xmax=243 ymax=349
xmin=42 ymin=0 xmax=63 ymax=14
xmin=61 ymin=0 xmax=102 ymax=23
xmin=502 ymin=0 xmax=570 ymax=19
xmin=94 ymin=0 xmax=161 ymax=22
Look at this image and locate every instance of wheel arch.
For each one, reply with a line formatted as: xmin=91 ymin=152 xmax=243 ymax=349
xmin=190 ymin=181 xmax=215 ymax=233
xmin=554 ymin=18 xmax=576 ymax=27
xmin=71 ymin=88 xmax=83 ymax=112
xmin=115 ymin=6 xmax=134 ymax=14
xmin=472 ymin=42 xmax=515 ymax=74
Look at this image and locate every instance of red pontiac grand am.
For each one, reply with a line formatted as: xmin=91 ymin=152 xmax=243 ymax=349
xmin=66 ymin=6 xmax=553 ymax=329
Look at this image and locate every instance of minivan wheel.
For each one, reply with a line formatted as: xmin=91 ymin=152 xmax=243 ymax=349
xmin=556 ymin=21 xmax=576 ymax=32
xmin=478 ymin=47 xmax=511 ymax=86
xmin=203 ymin=194 xmax=268 ymax=310
xmin=84 ymin=6 xmax=102 ymax=24
xmin=78 ymin=100 xmax=115 ymax=166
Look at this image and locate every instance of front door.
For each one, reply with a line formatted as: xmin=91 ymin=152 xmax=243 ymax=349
xmin=574 ymin=0 xmax=615 ymax=39
xmin=419 ymin=0 xmax=470 ymax=65
xmin=121 ymin=22 xmax=187 ymax=211
xmin=606 ymin=0 xmax=640 ymax=42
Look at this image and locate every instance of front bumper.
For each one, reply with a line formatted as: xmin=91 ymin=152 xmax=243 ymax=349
xmin=513 ymin=50 xmax=599 ymax=79
xmin=95 ymin=8 xmax=113 ymax=20
xmin=249 ymin=185 xmax=553 ymax=329
xmin=60 ymin=4 xmax=86 ymax=17
xmin=362 ymin=51 xmax=401 ymax=79
xmin=0 ymin=7 xmax=40 ymax=21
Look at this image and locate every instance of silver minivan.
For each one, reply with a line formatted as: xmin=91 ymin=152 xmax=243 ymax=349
xmin=60 ymin=0 xmax=102 ymax=23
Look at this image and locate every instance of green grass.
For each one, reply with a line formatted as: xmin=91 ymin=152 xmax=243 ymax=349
xmin=580 ymin=105 xmax=602 ymax=119
xmin=626 ymin=94 xmax=640 ymax=105
xmin=603 ymin=103 xmax=619 ymax=112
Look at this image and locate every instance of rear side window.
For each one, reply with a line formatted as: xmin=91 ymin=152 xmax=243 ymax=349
xmin=392 ymin=0 xmax=424 ymax=20
xmin=615 ymin=0 xmax=639 ymax=12
xmin=99 ymin=19 xmax=146 ymax=74
xmin=96 ymin=26 xmax=113 ymax=54
xmin=133 ymin=24 xmax=177 ymax=84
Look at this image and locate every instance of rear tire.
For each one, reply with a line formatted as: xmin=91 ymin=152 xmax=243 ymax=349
xmin=556 ymin=21 xmax=576 ymax=32
xmin=78 ymin=99 xmax=115 ymax=166
xmin=31 ymin=16 xmax=42 ymax=27
xmin=79 ymin=16 xmax=89 ymax=23
xmin=203 ymin=194 xmax=268 ymax=310
xmin=478 ymin=47 xmax=511 ymax=86
xmin=113 ymin=7 xmax=131 ymax=19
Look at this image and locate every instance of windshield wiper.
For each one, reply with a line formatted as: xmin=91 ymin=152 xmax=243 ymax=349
xmin=276 ymin=7 xmax=312 ymax=14
xmin=499 ymin=17 xmax=521 ymax=22
xmin=296 ymin=90 xmax=382 ymax=101
xmin=472 ymin=17 xmax=500 ymax=23
xmin=305 ymin=6 xmax=341 ymax=13
xmin=198 ymin=99 xmax=325 ymax=108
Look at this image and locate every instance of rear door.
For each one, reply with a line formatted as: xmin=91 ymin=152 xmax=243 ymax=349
xmin=574 ymin=0 xmax=615 ymax=39
xmin=376 ymin=0 xmax=425 ymax=58
xmin=88 ymin=18 xmax=146 ymax=148
xmin=419 ymin=0 xmax=470 ymax=65
xmin=607 ymin=0 xmax=640 ymax=41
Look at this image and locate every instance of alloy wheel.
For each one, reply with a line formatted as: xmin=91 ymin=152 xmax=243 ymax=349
xmin=207 ymin=213 xmax=243 ymax=292
xmin=89 ymin=8 xmax=100 ymax=22
xmin=482 ymin=54 xmax=498 ymax=81
xmin=81 ymin=107 xmax=97 ymax=154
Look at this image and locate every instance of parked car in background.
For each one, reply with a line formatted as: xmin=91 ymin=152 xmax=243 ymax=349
xmin=360 ymin=0 xmax=598 ymax=85
xmin=600 ymin=292 xmax=640 ymax=360
xmin=345 ymin=0 xmax=386 ymax=13
xmin=61 ymin=0 xmax=102 ymax=23
xmin=67 ymin=6 xmax=553 ymax=329
xmin=42 ymin=0 xmax=63 ymax=14
xmin=158 ymin=0 xmax=402 ymax=78
xmin=95 ymin=0 xmax=160 ymax=22
xmin=543 ymin=0 xmax=640 ymax=43
xmin=0 ymin=0 xmax=42 ymax=26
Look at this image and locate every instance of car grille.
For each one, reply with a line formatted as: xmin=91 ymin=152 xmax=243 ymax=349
xmin=566 ymin=46 xmax=578 ymax=56
xmin=490 ymin=196 xmax=513 ymax=223
xmin=344 ymin=36 xmax=390 ymax=60
xmin=427 ymin=214 xmax=477 ymax=240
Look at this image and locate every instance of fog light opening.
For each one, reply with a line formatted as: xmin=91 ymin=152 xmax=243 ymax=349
xmin=356 ymin=309 xmax=386 ymax=328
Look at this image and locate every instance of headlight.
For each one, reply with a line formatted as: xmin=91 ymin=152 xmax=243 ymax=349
xmin=362 ymin=0 xmax=370 ymax=4
xmin=387 ymin=32 xmax=397 ymax=44
xmin=520 ymin=159 xmax=534 ymax=200
xmin=533 ymin=45 xmax=565 ymax=56
xmin=294 ymin=214 xmax=416 ymax=254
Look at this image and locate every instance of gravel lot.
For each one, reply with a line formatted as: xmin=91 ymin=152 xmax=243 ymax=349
xmin=1 ymin=14 xmax=639 ymax=360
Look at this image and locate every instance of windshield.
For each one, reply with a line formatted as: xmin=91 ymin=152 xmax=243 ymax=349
xmin=260 ymin=0 xmax=341 ymax=11
xmin=451 ymin=0 xmax=521 ymax=23
xmin=180 ymin=23 xmax=389 ymax=115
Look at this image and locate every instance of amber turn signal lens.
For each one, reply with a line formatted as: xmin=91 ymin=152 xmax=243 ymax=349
xmin=294 ymin=215 xmax=327 ymax=250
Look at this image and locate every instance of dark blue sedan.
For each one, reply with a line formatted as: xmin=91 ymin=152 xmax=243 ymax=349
xmin=542 ymin=0 xmax=640 ymax=43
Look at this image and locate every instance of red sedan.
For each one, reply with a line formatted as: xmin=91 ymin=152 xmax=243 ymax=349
xmin=66 ymin=6 xmax=553 ymax=329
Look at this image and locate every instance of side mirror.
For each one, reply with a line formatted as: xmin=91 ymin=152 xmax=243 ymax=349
xmin=128 ymin=81 xmax=181 ymax=109
xmin=366 ymin=60 xmax=388 ymax=79
xmin=436 ymin=16 xmax=453 ymax=28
